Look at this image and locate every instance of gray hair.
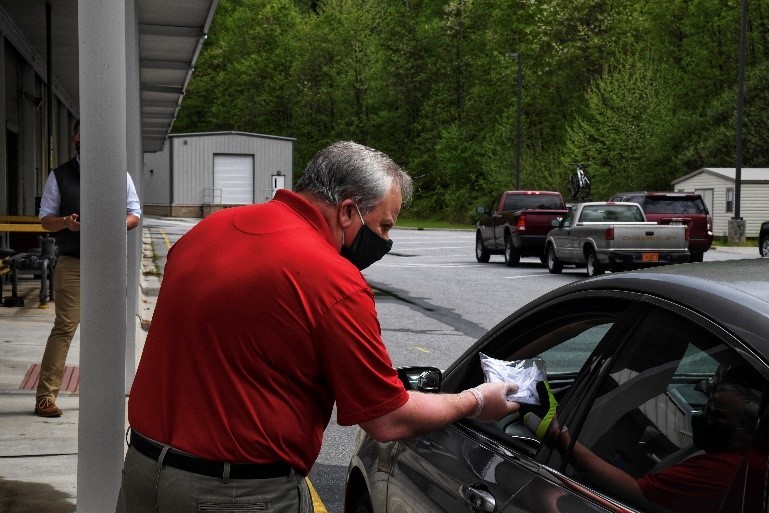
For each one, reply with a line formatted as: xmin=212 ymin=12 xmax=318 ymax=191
xmin=295 ymin=141 xmax=413 ymax=213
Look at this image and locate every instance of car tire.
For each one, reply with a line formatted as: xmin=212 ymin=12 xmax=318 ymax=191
xmin=689 ymin=252 xmax=704 ymax=263
xmin=504 ymin=236 xmax=520 ymax=267
xmin=585 ymin=248 xmax=604 ymax=277
xmin=351 ymin=491 xmax=373 ymax=513
xmin=547 ymin=245 xmax=563 ymax=274
xmin=475 ymin=232 xmax=490 ymax=263
xmin=761 ymin=236 xmax=769 ymax=258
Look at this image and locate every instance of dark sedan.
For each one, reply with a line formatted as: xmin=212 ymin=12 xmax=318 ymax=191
xmin=345 ymin=259 xmax=769 ymax=513
xmin=760 ymin=220 xmax=769 ymax=257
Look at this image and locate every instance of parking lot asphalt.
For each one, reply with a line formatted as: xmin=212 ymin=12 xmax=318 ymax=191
xmin=0 ymin=229 xmax=759 ymax=512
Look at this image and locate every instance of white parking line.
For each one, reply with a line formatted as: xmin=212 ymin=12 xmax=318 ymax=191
xmin=505 ymin=273 xmax=561 ymax=279
xmin=374 ymin=263 xmax=482 ymax=268
xmin=392 ymin=246 xmax=465 ymax=250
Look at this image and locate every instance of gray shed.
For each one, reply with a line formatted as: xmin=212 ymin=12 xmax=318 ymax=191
xmin=671 ymin=167 xmax=769 ymax=238
xmin=143 ymin=131 xmax=295 ymax=217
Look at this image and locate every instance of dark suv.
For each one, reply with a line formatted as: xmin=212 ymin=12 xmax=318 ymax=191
xmin=760 ymin=220 xmax=769 ymax=257
xmin=607 ymin=191 xmax=713 ymax=262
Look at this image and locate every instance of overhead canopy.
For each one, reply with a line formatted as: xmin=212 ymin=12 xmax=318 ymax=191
xmin=0 ymin=0 xmax=217 ymax=152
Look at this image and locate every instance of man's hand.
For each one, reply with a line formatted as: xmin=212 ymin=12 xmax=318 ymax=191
xmin=519 ymin=381 xmax=558 ymax=439
xmin=465 ymin=382 xmax=521 ymax=423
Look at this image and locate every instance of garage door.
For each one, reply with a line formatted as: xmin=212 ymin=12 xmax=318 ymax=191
xmin=214 ymin=154 xmax=254 ymax=205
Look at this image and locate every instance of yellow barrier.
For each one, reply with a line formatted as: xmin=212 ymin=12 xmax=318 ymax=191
xmin=0 ymin=215 xmax=42 ymax=223
xmin=0 ymin=223 xmax=50 ymax=232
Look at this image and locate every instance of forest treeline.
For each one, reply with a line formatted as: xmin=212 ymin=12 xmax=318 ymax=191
xmin=174 ymin=0 xmax=769 ymax=222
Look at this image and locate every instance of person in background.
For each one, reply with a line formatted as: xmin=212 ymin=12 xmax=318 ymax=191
xmin=34 ymin=120 xmax=141 ymax=417
xmin=118 ymin=141 xmax=520 ymax=513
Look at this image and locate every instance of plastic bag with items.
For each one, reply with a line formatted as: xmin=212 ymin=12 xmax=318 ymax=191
xmin=479 ymin=353 xmax=547 ymax=405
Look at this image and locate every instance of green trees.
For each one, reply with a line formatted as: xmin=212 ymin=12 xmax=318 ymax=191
xmin=174 ymin=0 xmax=769 ymax=222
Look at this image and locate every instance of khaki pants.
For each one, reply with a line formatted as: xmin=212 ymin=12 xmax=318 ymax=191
xmin=36 ymin=255 xmax=80 ymax=402
xmin=116 ymin=446 xmax=313 ymax=513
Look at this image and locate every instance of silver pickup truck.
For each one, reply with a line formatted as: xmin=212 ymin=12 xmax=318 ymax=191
xmin=545 ymin=202 xmax=690 ymax=276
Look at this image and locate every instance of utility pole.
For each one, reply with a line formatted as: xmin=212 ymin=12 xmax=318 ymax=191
xmin=730 ymin=0 xmax=748 ymax=243
xmin=506 ymin=52 xmax=522 ymax=189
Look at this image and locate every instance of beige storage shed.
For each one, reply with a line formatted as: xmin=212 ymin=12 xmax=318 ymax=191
xmin=671 ymin=167 xmax=769 ymax=238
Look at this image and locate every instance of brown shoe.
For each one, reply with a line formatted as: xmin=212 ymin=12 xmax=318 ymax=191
xmin=34 ymin=398 xmax=62 ymax=417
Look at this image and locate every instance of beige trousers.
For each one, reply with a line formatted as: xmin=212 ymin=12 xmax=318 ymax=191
xmin=36 ymin=255 xmax=80 ymax=402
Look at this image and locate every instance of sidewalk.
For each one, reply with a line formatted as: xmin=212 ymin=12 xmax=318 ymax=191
xmin=0 ymin=228 xmax=160 ymax=513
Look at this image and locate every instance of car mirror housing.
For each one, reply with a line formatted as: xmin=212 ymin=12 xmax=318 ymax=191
xmin=397 ymin=367 xmax=442 ymax=393
xmin=476 ymin=206 xmax=488 ymax=216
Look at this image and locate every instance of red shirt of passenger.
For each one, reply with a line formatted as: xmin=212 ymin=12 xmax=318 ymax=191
xmin=128 ymin=190 xmax=409 ymax=474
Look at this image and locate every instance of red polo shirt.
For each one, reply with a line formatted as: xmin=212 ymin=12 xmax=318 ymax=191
xmin=128 ymin=190 xmax=408 ymax=474
xmin=637 ymin=451 xmax=744 ymax=513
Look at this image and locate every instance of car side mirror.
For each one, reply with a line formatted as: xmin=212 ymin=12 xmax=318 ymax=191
xmin=397 ymin=367 xmax=442 ymax=393
xmin=476 ymin=206 xmax=488 ymax=216
xmin=551 ymin=218 xmax=562 ymax=227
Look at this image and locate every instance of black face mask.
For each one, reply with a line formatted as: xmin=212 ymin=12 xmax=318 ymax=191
xmin=341 ymin=205 xmax=393 ymax=270
xmin=691 ymin=413 xmax=735 ymax=452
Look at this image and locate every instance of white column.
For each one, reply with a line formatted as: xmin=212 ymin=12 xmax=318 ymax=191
xmin=0 ymin=34 xmax=6 ymax=214
xmin=124 ymin=0 xmax=142 ymax=392
xmin=76 ymin=0 xmax=128 ymax=511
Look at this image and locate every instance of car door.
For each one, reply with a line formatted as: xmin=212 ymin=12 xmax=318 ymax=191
xmin=478 ymin=195 xmax=502 ymax=250
xmin=384 ymin=295 xmax=636 ymax=513
xmin=550 ymin=207 xmax=576 ymax=262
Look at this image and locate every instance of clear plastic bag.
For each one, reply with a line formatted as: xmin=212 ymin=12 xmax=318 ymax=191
xmin=479 ymin=354 xmax=547 ymax=405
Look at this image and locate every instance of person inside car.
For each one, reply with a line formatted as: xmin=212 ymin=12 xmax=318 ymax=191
xmin=522 ymin=375 xmax=762 ymax=513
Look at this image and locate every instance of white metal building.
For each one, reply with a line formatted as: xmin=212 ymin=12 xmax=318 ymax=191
xmin=672 ymin=167 xmax=769 ymax=237
xmin=143 ymin=131 xmax=294 ymax=217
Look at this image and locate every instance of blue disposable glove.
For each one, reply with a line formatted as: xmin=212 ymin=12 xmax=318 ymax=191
xmin=519 ymin=380 xmax=558 ymax=440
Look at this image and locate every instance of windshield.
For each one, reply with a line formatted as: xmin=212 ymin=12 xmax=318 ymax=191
xmin=644 ymin=198 xmax=707 ymax=215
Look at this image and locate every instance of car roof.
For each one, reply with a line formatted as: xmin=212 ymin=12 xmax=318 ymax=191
xmin=612 ymin=191 xmax=703 ymax=199
xmin=534 ymin=259 xmax=769 ymax=359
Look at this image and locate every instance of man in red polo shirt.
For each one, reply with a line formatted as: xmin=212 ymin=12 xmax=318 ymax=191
xmin=117 ymin=141 xmax=520 ymax=513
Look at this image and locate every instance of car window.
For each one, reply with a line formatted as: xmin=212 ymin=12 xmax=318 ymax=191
xmin=561 ymin=206 xmax=576 ymax=226
xmin=491 ymin=195 xmax=502 ymax=214
xmin=449 ymin=297 xmax=632 ymax=455
xmin=504 ymin=194 xmax=564 ymax=211
xmin=644 ymin=198 xmax=707 ymax=215
xmin=552 ymin=306 xmax=766 ymax=513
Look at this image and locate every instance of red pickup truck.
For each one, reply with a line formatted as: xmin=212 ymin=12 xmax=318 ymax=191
xmin=475 ymin=191 xmax=568 ymax=266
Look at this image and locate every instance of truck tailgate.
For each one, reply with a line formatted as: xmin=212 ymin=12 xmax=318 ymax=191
xmin=609 ymin=223 xmax=687 ymax=251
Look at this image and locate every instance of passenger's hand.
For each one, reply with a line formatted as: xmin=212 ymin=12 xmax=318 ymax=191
xmin=469 ymin=382 xmax=521 ymax=423
xmin=519 ymin=381 xmax=558 ymax=439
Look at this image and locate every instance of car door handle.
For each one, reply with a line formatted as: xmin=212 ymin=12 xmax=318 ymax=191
xmin=460 ymin=484 xmax=496 ymax=513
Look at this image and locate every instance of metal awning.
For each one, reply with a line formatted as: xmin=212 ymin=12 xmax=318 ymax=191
xmin=0 ymin=0 xmax=217 ymax=152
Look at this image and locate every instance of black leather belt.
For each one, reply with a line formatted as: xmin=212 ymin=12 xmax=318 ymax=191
xmin=129 ymin=430 xmax=296 ymax=480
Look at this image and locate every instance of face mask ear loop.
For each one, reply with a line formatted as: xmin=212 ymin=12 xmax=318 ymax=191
xmin=355 ymin=204 xmax=365 ymax=226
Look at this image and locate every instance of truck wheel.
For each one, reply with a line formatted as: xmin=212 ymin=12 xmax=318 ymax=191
xmin=475 ymin=233 xmax=490 ymax=263
xmin=546 ymin=246 xmax=563 ymax=274
xmin=585 ymin=249 xmax=604 ymax=277
xmin=760 ymin=236 xmax=769 ymax=257
xmin=689 ymin=252 xmax=704 ymax=263
xmin=504 ymin=237 xmax=520 ymax=267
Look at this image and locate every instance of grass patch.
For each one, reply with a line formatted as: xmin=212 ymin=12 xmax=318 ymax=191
xmin=396 ymin=217 xmax=474 ymax=230
xmin=712 ymin=236 xmax=757 ymax=247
